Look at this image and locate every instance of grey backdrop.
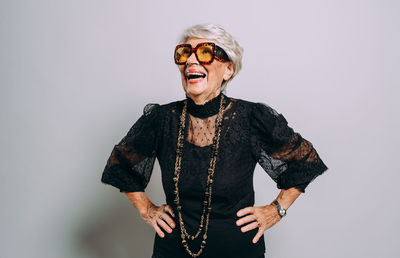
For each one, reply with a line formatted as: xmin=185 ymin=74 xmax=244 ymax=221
xmin=1 ymin=0 xmax=399 ymax=258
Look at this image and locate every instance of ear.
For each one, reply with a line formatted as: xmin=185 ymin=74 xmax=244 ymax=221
xmin=223 ymin=62 xmax=234 ymax=81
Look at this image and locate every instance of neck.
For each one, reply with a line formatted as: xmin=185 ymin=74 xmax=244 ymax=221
xmin=185 ymin=91 xmax=229 ymax=118
xmin=186 ymin=89 xmax=221 ymax=105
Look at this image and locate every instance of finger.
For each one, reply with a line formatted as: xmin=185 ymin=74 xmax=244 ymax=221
xmin=157 ymin=216 xmax=173 ymax=233
xmin=236 ymin=207 xmax=255 ymax=217
xmin=240 ymin=221 xmax=259 ymax=233
xmin=252 ymin=229 xmax=264 ymax=244
xmin=236 ymin=214 xmax=257 ymax=226
xmin=160 ymin=212 xmax=176 ymax=229
xmin=164 ymin=205 xmax=176 ymax=218
xmin=153 ymin=223 xmax=165 ymax=238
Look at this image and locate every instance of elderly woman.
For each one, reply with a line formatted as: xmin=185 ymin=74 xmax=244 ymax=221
xmin=101 ymin=24 xmax=328 ymax=258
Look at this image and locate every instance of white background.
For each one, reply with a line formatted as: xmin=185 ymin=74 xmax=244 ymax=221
xmin=1 ymin=0 xmax=399 ymax=257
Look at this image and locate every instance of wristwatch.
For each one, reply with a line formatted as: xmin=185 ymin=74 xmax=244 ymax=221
xmin=272 ymin=199 xmax=287 ymax=218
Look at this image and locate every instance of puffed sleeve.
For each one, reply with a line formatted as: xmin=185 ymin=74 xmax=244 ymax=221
xmin=250 ymin=102 xmax=328 ymax=193
xmin=101 ymin=103 xmax=162 ymax=193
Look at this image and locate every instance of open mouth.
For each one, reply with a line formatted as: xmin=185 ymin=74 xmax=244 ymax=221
xmin=185 ymin=70 xmax=207 ymax=83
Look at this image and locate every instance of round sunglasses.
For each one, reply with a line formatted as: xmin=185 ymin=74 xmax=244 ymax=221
xmin=174 ymin=42 xmax=230 ymax=65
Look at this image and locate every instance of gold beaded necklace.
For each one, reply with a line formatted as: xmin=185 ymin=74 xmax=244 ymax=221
xmin=173 ymin=94 xmax=226 ymax=257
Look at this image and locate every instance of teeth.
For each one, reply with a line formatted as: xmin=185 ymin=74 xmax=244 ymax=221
xmin=186 ymin=72 xmax=205 ymax=76
xmin=186 ymin=72 xmax=206 ymax=82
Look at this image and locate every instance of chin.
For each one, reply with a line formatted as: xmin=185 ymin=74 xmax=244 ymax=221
xmin=185 ymin=82 xmax=208 ymax=96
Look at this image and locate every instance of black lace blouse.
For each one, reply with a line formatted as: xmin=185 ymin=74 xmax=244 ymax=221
xmin=101 ymin=92 xmax=328 ymax=258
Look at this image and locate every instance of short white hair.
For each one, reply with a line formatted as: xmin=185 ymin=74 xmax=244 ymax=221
xmin=178 ymin=24 xmax=244 ymax=93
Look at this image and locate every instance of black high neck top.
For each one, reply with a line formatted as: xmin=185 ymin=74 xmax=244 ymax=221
xmin=185 ymin=92 xmax=231 ymax=118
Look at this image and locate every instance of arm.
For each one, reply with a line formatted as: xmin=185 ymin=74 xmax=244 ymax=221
xmin=237 ymin=102 xmax=328 ymax=244
xmin=101 ymin=104 xmax=176 ymax=237
xmin=271 ymin=187 xmax=302 ymax=210
xmin=122 ymin=191 xmax=154 ymax=218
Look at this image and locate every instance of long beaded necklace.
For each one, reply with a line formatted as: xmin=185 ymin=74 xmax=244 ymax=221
xmin=173 ymin=94 xmax=226 ymax=257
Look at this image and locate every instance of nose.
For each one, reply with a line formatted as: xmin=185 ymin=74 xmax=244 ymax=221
xmin=186 ymin=51 xmax=199 ymax=65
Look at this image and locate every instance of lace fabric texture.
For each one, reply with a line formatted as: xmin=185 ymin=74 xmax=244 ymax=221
xmin=250 ymin=102 xmax=328 ymax=191
xmin=101 ymin=103 xmax=161 ymax=192
xmin=101 ymin=94 xmax=328 ymax=194
xmin=186 ymin=113 xmax=219 ymax=147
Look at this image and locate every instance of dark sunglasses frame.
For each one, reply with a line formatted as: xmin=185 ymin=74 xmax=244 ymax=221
xmin=174 ymin=42 xmax=230 ymax=65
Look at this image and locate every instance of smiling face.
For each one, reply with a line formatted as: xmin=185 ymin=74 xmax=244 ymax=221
xmin=178 ymin=37 xmax=234 ymax=104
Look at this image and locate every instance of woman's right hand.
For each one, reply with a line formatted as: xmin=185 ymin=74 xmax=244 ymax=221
xmin=141 ymin=203 xmax=176 ymax=238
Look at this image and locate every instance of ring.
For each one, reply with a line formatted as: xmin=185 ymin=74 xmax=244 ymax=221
xmin=159 ymin=214 xmax=163 ymax=219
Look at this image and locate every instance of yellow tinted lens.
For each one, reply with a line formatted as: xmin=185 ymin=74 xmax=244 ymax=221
xmin=175 ymin=46 xmax=191 ymax=63
xmin=197 ymin=45 xmax=213 ymax=62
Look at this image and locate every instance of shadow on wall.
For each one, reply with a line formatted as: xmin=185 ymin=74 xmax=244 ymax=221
xmin=75 ymin=193 xmax=155 ymax=258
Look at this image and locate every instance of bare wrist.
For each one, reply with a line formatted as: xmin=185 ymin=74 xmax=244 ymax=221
xmin=123 ymin=191 xmax=154 ymax=217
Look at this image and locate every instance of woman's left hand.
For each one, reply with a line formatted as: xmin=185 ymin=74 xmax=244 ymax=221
xmin=236 ymin=204 xmax=282 ymax=244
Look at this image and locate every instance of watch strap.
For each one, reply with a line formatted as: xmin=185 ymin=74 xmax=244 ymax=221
xmin=272 ymin=199 xmax=286 ymax=217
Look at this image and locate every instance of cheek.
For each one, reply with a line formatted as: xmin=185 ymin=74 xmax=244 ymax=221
xmin=179 ymin=72 xmax=188 ymax=88
xmin=207 ymin=66 xmax=224 ymax=83
xmin=179 ymin=69 xmax=186 ymax=80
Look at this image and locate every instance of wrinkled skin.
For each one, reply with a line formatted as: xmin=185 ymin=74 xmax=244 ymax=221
xmin=141 ymin=203 xmax=176 ymax=238
xmin=236 ymin=204 xmax=282 ymax=244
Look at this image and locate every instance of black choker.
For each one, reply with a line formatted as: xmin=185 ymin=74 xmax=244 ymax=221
xmin=185 ymin=92 xmax=230 ymax=118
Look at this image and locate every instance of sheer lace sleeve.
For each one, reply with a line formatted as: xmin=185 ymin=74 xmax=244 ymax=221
xmin=250 ymin=102 xmax=328 ymax=193
xmin=101 ymin=103 xmax=162 ymax=193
